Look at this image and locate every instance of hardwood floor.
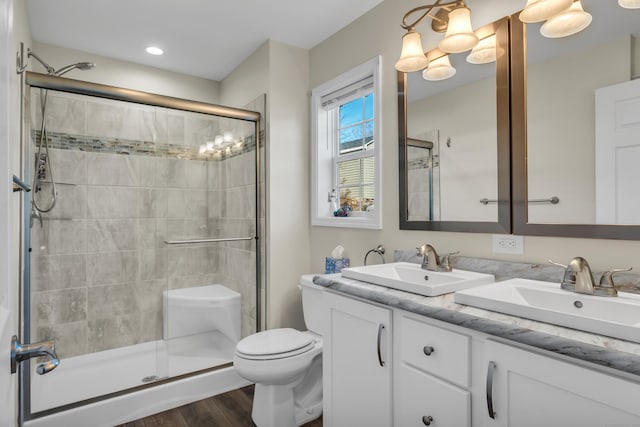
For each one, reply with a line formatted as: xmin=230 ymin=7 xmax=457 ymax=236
xmin=117 ymin=385 xmax=323 ymax=427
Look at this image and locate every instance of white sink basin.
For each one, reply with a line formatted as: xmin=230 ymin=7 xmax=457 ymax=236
xmin=340 ymin=262 xmax=495 ymax=297
xmin=454 ymin=278 xmax=640 ymax=342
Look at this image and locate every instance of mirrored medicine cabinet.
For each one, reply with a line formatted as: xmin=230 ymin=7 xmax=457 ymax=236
xmin=398 ymin=16 xmax=511 ymax=233
xmin=399 ymin=4 xmax=640 ymax=240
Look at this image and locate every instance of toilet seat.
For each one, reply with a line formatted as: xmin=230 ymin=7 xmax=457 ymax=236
xmin=235 ymin=328 xmax=316 ymax=360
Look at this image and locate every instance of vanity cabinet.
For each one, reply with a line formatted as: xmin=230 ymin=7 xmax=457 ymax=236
xmin=483 ymin=339 xmax=640 ymax=427
xmin=323 ymin=290 xmax=640 ymax=427
xmin=395 ymin=313 xmax=471 ymax=426
xmin=322 ymin=291 xmax=392 ymax=427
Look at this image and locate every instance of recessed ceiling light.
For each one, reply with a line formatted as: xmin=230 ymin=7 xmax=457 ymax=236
xmin=146 ymin=46 xmax=163 ymax=55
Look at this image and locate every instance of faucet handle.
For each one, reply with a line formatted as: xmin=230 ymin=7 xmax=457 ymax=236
xmin=599 ymin=267 xmax=633 ymax=287
xmin=440 ymin=251 xmax=458 ymax=272
xmin=548 ymin=260 xmax=567 ymax=269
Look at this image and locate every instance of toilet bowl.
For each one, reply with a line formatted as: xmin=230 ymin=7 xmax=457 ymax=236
xmin=233 ymin=275 xmax=326 ymax=427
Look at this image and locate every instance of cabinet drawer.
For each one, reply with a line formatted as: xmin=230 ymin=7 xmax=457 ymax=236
xmin=400 ymin=315 xmax=470 ymax=387
xmin=396 ymin=364 xmax=470 ymax=427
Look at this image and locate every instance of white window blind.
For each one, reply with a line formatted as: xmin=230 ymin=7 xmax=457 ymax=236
xmin=321 ymin=76 xmax=374 ymax=110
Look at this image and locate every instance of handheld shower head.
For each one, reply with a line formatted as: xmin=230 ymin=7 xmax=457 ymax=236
xmin=54 ymin=61 xmax=96 ymax=77
xmin=26 ymin=49 xmax=96 ymax=76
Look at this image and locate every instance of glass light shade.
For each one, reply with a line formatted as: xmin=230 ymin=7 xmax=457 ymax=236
xmin=466 ymin=34 xmax=497 ymax=64
xmin=618 ymin=0 xmax=640 ymax=8
xmin=519 ymin=0 xmax=573 ymax=23
xmin=395 ymin=30 xmax=429 ymax=72
xmin=540 ymin=1 xmax=592 ymax=38
xmin=422 ymin=55 xmax=456 ymax=81
xmin=438 ymin=7 xmax=478 ymax=54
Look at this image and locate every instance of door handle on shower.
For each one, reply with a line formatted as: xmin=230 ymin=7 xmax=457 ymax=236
xmin=11 ymin=335 xmax=60 ymax=375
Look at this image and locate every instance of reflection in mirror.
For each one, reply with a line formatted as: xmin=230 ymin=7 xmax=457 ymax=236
xmin=407 ymin=132 xmax=440 ymax=221
xmin=399 ymin=17 xmax=511 ymax=233
xmin=519 ymin=1 xmax=640 ymax=229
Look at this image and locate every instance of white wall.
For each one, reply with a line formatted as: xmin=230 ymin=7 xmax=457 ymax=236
xmin=221 ymin=40 xmax=310 ymax=330
xmin=527 ymin=36 xmax=629 ymax=223
xmin=308 ymin=0 xmax=640 ymax=273
xmin=408 ymin=76 xmax=498 ymax=222
xmin=31 ymin=42 xmax=220 ymax=104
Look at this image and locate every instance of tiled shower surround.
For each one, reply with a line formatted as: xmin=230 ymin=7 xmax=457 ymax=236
xmin=29 ymin=89 xmax=263 ymax=359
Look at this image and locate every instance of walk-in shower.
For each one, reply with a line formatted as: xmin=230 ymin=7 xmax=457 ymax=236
xmin=18 ymin=71 xmax=264 ymax=426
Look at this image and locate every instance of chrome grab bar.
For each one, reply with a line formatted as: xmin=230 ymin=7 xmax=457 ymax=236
xmin=480 ymin=196 xmax=559 ymax=205
xmin=377 ymin=324 xmax=385 ymax=367
xmin=11 ymin=335 xmax=60 ymax=375
xmin=164 ymin=236 xmax=254 ymax=245
xmin=486 ymin=361 xmax=497 ymax=419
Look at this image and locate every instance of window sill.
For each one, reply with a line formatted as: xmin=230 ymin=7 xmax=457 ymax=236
xmin=312 ymin=213 xmax=381 ymax=229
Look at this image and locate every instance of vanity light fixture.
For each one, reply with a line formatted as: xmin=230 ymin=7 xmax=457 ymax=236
xmin=395 ymin=30 xmax=429 ymax=72
xmin=466 ymin=34 xmax=496 ymax=64
xmin=145 ymin=46 xmax=164 ymax=55
xmin=395 ymin=0 xmax=478 ymax=73
xmin=618 ymin=0 xmax=640 ymax=8
xmin=540 ymin=0 xmax=592 ymax=38
xmin=519 ymin=0 xmax=573 ymax=23
xmin=423 ymin=54 xmax=456 ymax=81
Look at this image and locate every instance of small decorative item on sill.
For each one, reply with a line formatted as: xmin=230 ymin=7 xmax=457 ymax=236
xmin=333 ymin=204 xmax=352 ymax=217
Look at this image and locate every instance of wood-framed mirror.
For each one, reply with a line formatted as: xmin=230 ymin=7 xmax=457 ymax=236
xmin=511 ymin=2 xmax=640 ymax=239
xmin=398 ymin=16 xmax=511 ymax=233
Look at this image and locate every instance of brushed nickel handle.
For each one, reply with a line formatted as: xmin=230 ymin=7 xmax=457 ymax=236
xmin=423 ymin=345 xmax=435 ymax=356
xmin=422 ymin=415 xmax=434 ymax=425
xmin=486 ymin=361 xmax=496 ymax=419
xmin=377 ymin=324 xmax=385 ymax=367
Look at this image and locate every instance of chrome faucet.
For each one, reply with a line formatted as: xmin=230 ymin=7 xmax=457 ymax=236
xmin=417 ymin=244 xmax=454 ymax=272
xmin=11 ymin=335 xmax=60 ymax=375
xmin=550 ymin=257 xmax=632 ymax=297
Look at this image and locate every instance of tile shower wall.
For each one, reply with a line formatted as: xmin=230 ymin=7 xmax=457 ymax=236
xmin=29 ymin=90 xmax=262 ymax=358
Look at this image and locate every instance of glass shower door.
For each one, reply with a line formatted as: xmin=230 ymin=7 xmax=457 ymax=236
xmin=23 ymin=79 xmax=261 ymax=417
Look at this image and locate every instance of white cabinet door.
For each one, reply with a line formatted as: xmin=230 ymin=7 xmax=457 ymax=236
xmin=483 ymin=340 xmax=640 ymax=427
xmin=323 ymin=292 xmax=392 ymax=427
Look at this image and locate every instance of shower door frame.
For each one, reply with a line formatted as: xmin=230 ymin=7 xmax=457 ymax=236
xmin=21 ymin=71 xmax=263 ymax=421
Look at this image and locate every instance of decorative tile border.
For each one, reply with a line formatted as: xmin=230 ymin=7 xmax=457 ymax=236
xmin=32 ymin=130 xmax=257 ymax=161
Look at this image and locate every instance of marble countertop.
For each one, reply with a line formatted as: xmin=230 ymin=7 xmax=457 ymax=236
xmin=312 ymin=261 xmax=640 ymax=378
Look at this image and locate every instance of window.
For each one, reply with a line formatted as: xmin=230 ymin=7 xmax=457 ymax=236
xmin=311 ymin=56 xmax=382 ymax=229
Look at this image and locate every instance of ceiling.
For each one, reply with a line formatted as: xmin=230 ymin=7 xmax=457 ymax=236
xmin=26 ymin=0 xmax=385 ymax=81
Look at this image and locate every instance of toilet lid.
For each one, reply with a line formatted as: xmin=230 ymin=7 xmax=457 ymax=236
xmin=236 ymin=328 xmax=314 ymax=359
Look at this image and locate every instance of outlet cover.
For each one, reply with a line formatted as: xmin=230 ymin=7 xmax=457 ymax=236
xmin=492 ymin=234 xmax=524 ymax=254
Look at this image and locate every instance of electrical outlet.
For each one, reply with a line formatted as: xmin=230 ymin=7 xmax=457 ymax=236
xmin=492 ymin=234 xmax=524 ymax=254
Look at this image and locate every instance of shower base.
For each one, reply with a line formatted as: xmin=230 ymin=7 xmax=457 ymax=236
xmin=26 ymin=331 xmax=248 ymax=427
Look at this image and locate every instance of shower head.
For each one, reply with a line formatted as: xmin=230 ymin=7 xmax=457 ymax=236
xmin=54 ymin=62 xmax=96 ymax=77
xmin=26 ymin=49 xmax=96 ymax=77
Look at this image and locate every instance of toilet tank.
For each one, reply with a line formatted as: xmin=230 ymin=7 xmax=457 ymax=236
xmin=300 ymin=274 xmax=328 ymax=336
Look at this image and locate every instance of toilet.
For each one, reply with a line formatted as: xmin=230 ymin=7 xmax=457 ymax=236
xmin=163 ymin=284 xmax=242 ymax=344
xmin=233 ymin=275 xmax=325 ymax=427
